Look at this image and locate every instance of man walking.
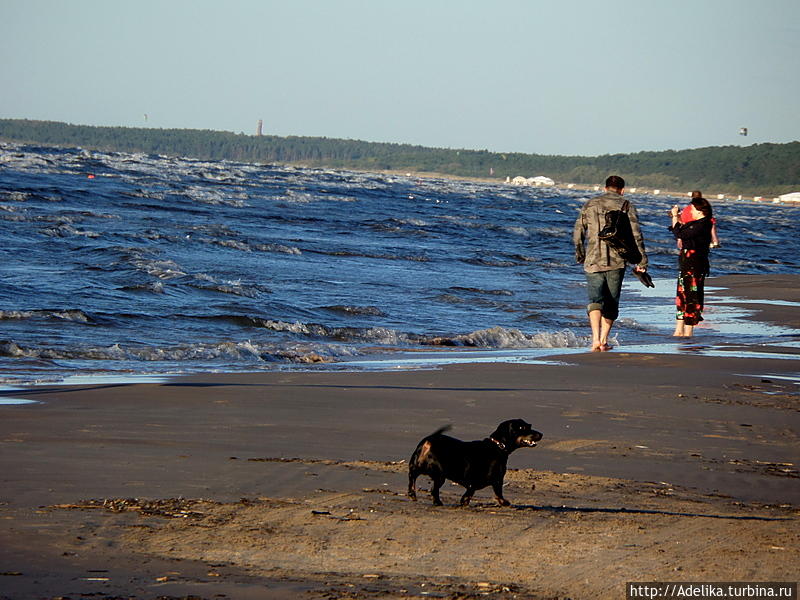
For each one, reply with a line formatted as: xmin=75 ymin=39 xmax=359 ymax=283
xmin=573 ymin=175 xmax=648 ymax=351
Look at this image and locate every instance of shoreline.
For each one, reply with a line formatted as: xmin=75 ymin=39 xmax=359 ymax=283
xmin=709 ymin=273 xmax=800 ymax=330
xmin=0 ymin=274 xmax=798 ymax=600
xmin=0 ymin=274 xmax=796 ymax=390
xmin=337 ymin=167 xmax=800 ymax=206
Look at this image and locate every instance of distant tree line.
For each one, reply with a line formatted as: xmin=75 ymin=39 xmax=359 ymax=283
xmin=1 ymin=119 xmax=798 ymax=194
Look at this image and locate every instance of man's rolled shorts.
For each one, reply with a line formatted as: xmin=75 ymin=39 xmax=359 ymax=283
xmin=585 ymin=268 xmax=625 ymax=321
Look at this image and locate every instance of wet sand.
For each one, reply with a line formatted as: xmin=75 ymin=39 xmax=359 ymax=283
xmin=711 ymin=274 xmax=800 ymax=330
xmin=0 ymin=274 xmax=797 ymax=599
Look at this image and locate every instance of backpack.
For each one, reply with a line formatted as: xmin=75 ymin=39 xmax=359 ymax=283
xmin=598 ymin=200 xmax=642 ymax=264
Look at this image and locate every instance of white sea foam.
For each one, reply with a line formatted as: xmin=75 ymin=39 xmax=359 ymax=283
xmin=40 ymin=224 xmax=100 ymax=238
xmin=185 ymin=185 xmax=248 ymax=207
xmin=450 ymin=326 xmax=585 ymax=349
xmin=0 ymin=309 xmax=91 ymax=322
xmin=503 ymin=226 xmax=530 ymax=237
xmin=254 ymin=243 xmax=302 ymax=255
xmin=129 ymin=258 xmax=186 ymax=279
xmin=0 ymin=338 xmax=357 ymax=366
xmin=123 ymin=281 xmax=165 ymax=294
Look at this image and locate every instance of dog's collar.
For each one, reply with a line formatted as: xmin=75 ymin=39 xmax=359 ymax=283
xmin=488 ymin=437 xmax=506 ymax=451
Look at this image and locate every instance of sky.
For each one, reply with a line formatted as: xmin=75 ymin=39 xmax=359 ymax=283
xmin=1 ymin=0 xmax=799 ymax=157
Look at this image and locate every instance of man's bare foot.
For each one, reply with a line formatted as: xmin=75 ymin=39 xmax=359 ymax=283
xmin=599 ymin=343 xmax=613 ymax=351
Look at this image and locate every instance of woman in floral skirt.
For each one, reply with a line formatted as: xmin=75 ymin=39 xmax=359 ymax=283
xmin=669 ymin=196 xmax=714 ymax=337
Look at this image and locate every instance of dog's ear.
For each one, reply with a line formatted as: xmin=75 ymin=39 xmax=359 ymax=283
xmin=490 ymin=420 xmax=514 ymax=441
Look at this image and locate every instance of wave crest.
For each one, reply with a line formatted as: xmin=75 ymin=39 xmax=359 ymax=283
xmin=425 ymin=326 xmax=585 ymax=349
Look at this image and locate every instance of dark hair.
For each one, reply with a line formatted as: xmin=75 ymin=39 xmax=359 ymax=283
xmin=691 ymin=190 xmax=703 ymax=199
xmin=691 ymin=196 xmax=713 ymax=219
xmin=605 ymin=175 xmax=625 ymax=191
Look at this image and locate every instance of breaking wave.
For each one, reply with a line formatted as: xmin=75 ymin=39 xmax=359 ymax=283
xmin=0 ymin=339 xmax=357 ymax=365
xmin=0 ymin=309 xmax=94 ymax=323
xmin=424 ymin=327 xmax=586 ymax=349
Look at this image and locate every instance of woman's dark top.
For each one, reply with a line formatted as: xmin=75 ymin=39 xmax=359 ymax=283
xmin=669 ymin=217 xmax=712 ymax=276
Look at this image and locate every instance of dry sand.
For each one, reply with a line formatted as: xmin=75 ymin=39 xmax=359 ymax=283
xmin=0 ymin=274 xmax=798 ymax=600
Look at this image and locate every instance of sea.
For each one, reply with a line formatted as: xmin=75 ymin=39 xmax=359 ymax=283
xmin=1 ymin=141 xmax=798 ymax=386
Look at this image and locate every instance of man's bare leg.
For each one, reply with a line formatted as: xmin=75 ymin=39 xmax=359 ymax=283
xmin=590 ymin=312 xmax=615 ymax=350
xmin=599 ymin=317 xmax=614 ymax=350
xmin=589 ymin=309 xmax=602 ymax=350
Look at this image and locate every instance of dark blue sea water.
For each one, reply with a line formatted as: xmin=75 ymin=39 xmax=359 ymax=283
xmin=1 ymin=142 xmax=798 ymax=384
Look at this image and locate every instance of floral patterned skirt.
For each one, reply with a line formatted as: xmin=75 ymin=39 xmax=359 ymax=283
xmin=675 ymin=270 xmax=706 ymax=326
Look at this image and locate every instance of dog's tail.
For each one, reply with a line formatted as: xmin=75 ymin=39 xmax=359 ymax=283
xmin=427 ymin=424 xmax=452 ymax=438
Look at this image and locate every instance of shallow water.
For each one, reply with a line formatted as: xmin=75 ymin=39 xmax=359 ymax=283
xmin=1 ymin=142 xmax=798 ymax=383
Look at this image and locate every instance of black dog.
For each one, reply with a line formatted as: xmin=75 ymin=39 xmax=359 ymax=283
xmin=407 ymin=419 xmax=542 ymax=507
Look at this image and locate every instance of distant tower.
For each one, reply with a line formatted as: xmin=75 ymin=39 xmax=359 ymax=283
xmin=256 ymin=119 xmax=263 ymax=136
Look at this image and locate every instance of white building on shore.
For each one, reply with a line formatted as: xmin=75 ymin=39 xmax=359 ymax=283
xmin=778 ymin=192 xmax=800 ymax=204
xmin=510 ymin=175 xmax=555 ymax=187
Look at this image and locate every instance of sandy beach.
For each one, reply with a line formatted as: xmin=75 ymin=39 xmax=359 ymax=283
xmin=1 ymin=274 xmax=798 ymax=600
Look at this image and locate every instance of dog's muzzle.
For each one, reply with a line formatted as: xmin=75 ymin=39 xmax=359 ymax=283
xmin=519 ymin=432 xmax=543 ymax=447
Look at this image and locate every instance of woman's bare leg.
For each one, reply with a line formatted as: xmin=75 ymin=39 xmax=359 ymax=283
xmin=673 ymin=319 xmax=685 ymax=337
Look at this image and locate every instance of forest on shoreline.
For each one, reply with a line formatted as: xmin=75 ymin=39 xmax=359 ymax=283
xmin=1 ymin=119 xmax=798 ymax=196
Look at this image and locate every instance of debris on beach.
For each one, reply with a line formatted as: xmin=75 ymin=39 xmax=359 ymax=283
xmin=51 ymin=497 xmax=214 ymax=519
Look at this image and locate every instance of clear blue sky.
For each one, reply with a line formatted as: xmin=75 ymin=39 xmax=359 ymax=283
xmin=2 ymin=0 xmax=798 ymax=156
